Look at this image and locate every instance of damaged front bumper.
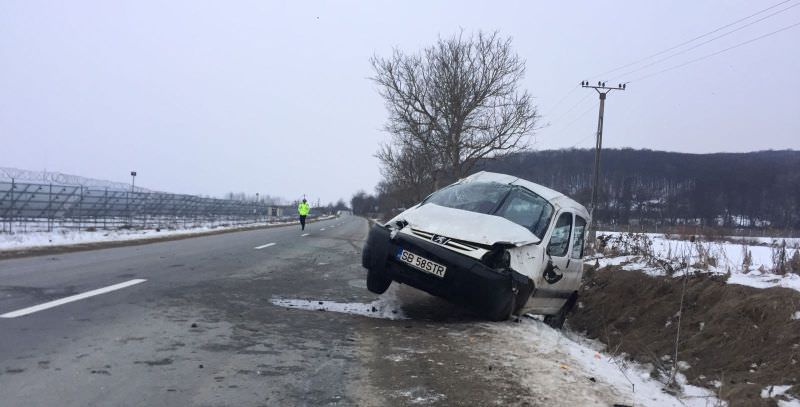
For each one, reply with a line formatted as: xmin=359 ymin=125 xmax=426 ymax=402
xmin=362 ymin=224 xmax=532 ymax=321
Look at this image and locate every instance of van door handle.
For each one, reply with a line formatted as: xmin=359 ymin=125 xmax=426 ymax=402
xmin=566 ymin=259 xmax=571 ymax=268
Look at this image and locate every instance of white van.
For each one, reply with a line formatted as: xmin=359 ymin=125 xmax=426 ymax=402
xmin=362 ymin=171 xmax=590 ymax=327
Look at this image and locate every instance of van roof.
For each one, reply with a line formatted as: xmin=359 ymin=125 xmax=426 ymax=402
xmin=463 ymin=171 xmax=591 ymax=220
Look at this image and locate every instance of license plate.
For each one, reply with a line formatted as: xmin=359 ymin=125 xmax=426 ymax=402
xmin=396 ymin=248 xmax=447 ymax=278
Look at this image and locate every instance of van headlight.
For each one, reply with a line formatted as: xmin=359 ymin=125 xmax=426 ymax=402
xmin=482 ymin=248 xmax=511 ymax=270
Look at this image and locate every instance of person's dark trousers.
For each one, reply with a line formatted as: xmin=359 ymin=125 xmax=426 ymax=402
xmin=299 ymin=215 xmax=307 ymax=230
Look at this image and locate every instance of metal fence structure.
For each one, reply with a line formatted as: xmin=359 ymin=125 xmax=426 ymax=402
xmin=0 ymin=180 xmax=305 ymax=233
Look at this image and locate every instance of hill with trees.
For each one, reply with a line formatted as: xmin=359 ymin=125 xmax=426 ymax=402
xmin=360 ymin=148 xmax=800 ymax=232
xmin=481 ymin=149 xmax=800 ymax=230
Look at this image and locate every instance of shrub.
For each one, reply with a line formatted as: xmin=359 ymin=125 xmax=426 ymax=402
xmin=772 ymin=240 xmax=789 ymax=275
xmin=741 ymin=245 xmax=752 ymax=274
xmin=790 ymin=249 xmax=800 ymax=275
xmin=598 ymin=233 xmax=651 ymax=258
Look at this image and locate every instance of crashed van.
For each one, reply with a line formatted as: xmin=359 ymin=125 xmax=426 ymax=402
xmin=361 ymin=171 xmax=590 ymax=327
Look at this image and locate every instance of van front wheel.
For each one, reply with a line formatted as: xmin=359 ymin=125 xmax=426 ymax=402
xmin=366 ymin=268 xmax=391 ymax=294
xmin=487 ymin=291 xmax=517 ymax=321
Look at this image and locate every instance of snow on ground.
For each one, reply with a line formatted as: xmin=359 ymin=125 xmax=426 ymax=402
xmin=729 ymin=236 xmax=800 ymax=246
xmin=0 ymin=217 xmax=335 ymax=252
xmin=761 ymin=385 xmax=800 ymax=406
xmin=270 ymin=284 xmax=407 ymax=320
xmin=272 ymin=288 xmax=722 ymax=406
xmin=488 ymin=318 xmax=724 ymax=407
xmin=0 ymin=225 xmax=251 ymax=251
xmin=591 ymin=255 xmax=639 ymax=269
xmin=393 ymin=388 xmax=446 ymax=405
xmin=597 ymin=231 xmax=800 ymax=293
xmin=726 ymin=271 xmax=800 ymax=291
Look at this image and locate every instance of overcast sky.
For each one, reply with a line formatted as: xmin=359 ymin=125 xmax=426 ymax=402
xmin=2 ymin=1 xmax=798 ymax=204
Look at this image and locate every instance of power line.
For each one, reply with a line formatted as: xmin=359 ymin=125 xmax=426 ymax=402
xmin=555 ymin=100 xmax=599 ymax=133
xmin=631 ymin=20 xmax=800 ymax=82
xmin=540 ymin=84 xmax=584 ymax=135
xmin=613 ymin=2 xmax=800 ymax=81
xmin=547 ymin=92 xmax=593 ymax=125
xmin=569 ymin=94 xmax=642 ymax=149
xmin=591 ymin=0 xmax=798 ymax=79
xmin=539 ymin=92 xmax=593 ymax=143
xmin=569 ymin=130 xmax=598 ymax=149
xmin=548 ymin=84 xmax=581 ymax=113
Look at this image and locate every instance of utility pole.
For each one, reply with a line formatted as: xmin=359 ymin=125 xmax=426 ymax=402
xmin=581 ymin=81 xmax=626 ymax=246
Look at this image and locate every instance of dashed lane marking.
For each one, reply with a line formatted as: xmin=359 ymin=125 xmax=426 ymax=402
xmin=302 ymin=233 xmax=310 ymax=237
xmin=254 ymin=243 xmax=276 ymax=250
xmin=0 ymin=279 xmax=147 ymax=319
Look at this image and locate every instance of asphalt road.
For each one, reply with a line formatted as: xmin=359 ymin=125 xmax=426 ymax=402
xmin=0 ymin=215 xmax=634 ymax=406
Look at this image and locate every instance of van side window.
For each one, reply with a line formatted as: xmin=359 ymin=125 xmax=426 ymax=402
xmin=547 ymin=213 xmax=573 ymax=257
xmin=571 ymin=216 xmax=587 ymax=259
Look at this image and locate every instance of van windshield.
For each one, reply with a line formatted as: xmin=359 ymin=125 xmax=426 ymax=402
xmin=424 ymin=181 xmax=554 ymax=239
xmin=494 ymin=188 xmax=554 ymax=239
xmin=425 ymin=182 xmax=511 ymax=214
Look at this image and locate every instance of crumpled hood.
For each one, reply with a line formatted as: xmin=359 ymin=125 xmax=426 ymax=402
xmin=387 ymin=203 xmax=540 ymax=246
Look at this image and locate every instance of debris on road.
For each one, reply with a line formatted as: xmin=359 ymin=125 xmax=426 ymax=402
xmin=270 ymin=285 xmax=406 ymax=320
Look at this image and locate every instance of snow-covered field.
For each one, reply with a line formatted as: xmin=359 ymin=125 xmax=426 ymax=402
xmin=0 ymin=217 xmax=335 ymax=252
xmin=594 ymin=231 xmax=800 ymax=293
xmin=590 ymin=232 xmax=800 ymax=405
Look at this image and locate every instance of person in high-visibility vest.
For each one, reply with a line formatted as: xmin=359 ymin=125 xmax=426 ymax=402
xmin=298 ymin=199 xmax=310 ymax=230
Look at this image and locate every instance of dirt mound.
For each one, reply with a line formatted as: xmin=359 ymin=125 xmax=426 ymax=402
xmin=569 ymin=267 xmax=800 ymax=406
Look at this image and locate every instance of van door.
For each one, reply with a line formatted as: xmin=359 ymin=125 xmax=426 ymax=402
xmin=566 ymin=215 xmax=587 ymax=288
xmin=541 ymin=212 xmax=573 ymax=292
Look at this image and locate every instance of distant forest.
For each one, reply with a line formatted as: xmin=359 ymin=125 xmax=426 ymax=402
xmin=358 ymin=149 xmax=800 ymax=232
xmin=477 ymin=149 xmax=800 ymax=231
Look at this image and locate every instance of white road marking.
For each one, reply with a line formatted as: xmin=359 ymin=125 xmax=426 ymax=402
xmin=320 ymin=228 xmax=326 ymax=231
xmin=0 ymin=279 xmax=147 ymax=319
xmin=254 ymin=242 xmax=276 ymax=250
xmin=301 ymin=233 xmax=310 ymax=237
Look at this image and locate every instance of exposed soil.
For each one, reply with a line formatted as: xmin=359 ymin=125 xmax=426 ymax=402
xmin=569 ymin=266 xmax=800 ymax=406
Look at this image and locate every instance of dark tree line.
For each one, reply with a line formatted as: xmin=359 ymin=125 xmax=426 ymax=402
xmin=350 ymin=191 xmax=380 ymax=216
xmin=478 ymin=148 xmax=800 ymax=230
xmin=360 ymin=148 xmax=799 ymax=231
xmin=319 ymin=199 xmax=349 ymax=215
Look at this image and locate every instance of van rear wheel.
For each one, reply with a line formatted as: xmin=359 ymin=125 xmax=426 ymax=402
xmin=366 ymin=268 xmax=391 ymax=294
xmin=544 ymin=293 xmax=577 ymax=329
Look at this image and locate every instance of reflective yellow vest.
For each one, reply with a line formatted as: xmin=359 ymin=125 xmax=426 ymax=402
xmin=298 ymin=202 xmax=310 ymax=216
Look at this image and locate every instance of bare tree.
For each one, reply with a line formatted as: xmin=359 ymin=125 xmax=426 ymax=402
xmin=375 ymin=140 xmax=438 ymax=203
xmin=371 ymin=30 xmax=539 ymax=201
